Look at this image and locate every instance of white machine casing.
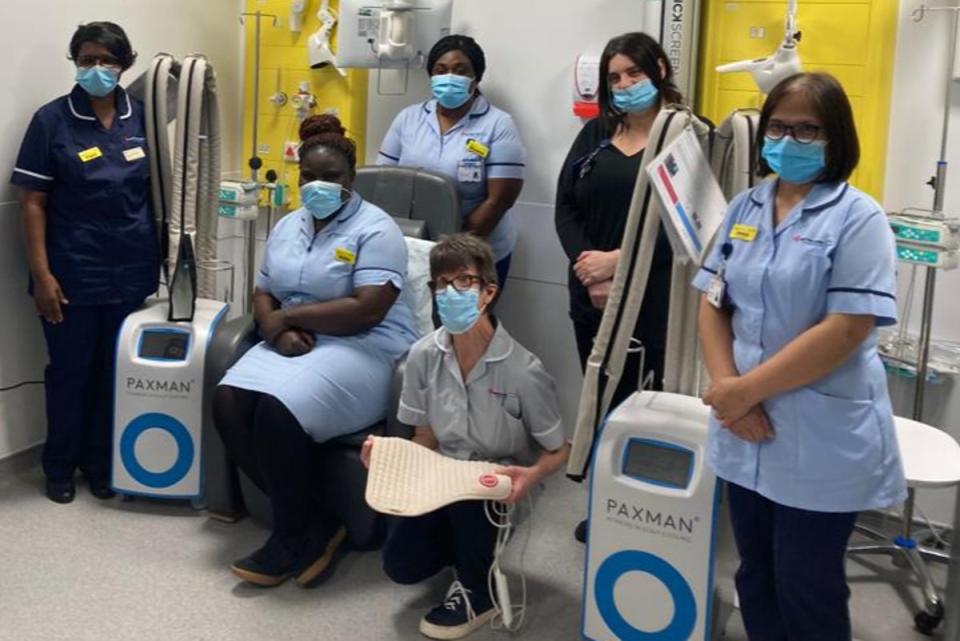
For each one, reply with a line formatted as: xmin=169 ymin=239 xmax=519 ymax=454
xmin=336 ymin=0 xmax=452 ymax=69
xmin=583 ymin=391 xmax=735 ymax=641
xmin=113 ymin=298 xmax=229 ymax=498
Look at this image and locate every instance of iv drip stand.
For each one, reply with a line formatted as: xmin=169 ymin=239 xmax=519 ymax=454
xmin=910 ymin=3 xmax=959 ymax=422
xmin=239 ymin=11 xmax=277 ymax=313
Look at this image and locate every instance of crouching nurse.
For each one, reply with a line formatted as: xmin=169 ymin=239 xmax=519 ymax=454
xmin=694 ymin=72 xmax=906 ymax=641
xmin=362 ymin=234 xmax=570 ymax=640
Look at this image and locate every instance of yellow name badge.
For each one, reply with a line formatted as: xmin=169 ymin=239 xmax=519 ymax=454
xmin=465 ymin=138 xmax=489 ymax=158
xmin=78 ymin=146 xmax=103 ymax=162
xmin=123 ymin=146 xmax=146 ymax=162
xmin=729 ymin=224 xmax=758 ymax=242
xmin=335 ymin=247 xmax=356 ymax=264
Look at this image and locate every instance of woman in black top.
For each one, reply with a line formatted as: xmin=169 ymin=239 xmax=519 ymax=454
xmin=555 ymin=33 xmax=682 ymax=541
xmin=556 ymin=32 xmax=682 ymax=400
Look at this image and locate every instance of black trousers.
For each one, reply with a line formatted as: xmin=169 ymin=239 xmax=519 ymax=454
xmin=572 ymin=315 xmax=665 ymax=409
xmin=727 ymin=483 xmax=858 ymax=641
xmin=382 ymin=501 xmax=499 ymax=604
xmin=40 ymin=300 xmax=142 ymax=482
xmin=213 ymin=385 xmax=327 ymax=539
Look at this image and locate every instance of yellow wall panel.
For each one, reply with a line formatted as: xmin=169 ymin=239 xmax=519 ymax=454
xmin=698 ymin=0 xmax=899 ymax=199
xmin=241 ymin=0 xmax=368 ymax=204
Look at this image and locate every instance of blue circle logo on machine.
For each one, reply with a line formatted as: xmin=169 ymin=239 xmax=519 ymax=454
xmin=594 ymin=549 xmax=696 ymax=640
xmin=119 ymin=412 xmax=195 ymax=488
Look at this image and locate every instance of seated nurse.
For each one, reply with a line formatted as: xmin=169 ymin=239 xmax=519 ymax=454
xmin=376 ymin=35 xmax=526 ymax=287
xmin=361 ymin=234 xmax=570 ymax=640
xmin=694 ymin=72 xmax=906 ymax=641
xmin=213 ymin=115 xmax=419 ymax=588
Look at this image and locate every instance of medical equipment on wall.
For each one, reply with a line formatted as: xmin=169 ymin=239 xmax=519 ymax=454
xmin=269 ymin=69 xmax=288 ymax=108
xmin=114 ymin=53 xmax=229 ymax=500
xmin=716 ymin=0 xmax=802 ymax=94
xmin=290 ymin=81 xmax=319 ymax=120
xmin=573 ymin=54 xmax=601 ymax=120
xmin=290 ymin=0 xmax=308 ymax=32
xmin=582 ymin=392 xmax=735 ymax=641
xmin=308 ymin=0 xmax=346 ymax=75
xmin=337 ymin=0 xmax=451 ymax=93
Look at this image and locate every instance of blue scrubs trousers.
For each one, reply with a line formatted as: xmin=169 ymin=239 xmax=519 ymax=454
xmin=40 ymin=301 xmax=141 ymax=483
xmin=727 ymin=483 xmax=858 ymax=641
xmin=382 ymin=501 xmax=499 ymax=607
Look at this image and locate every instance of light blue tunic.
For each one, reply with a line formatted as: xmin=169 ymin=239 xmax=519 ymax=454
xmin=692 ymin=180 xmax=907 ymax=513
xmin=376 ymin=95 xmax=526 ymax=262
xmin=219 ymin=194 xmax=420 ymax=441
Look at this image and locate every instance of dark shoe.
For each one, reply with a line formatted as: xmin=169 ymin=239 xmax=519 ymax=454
xmin=87 ymin=478 xmax=116 ymax=500
xmin=46 ymin=480 xmax=75 ymax=504
xmin=419 ymin=580 xmax=495 ymax=640
xmin=295 ymin=525 xmax=347 ymax=587
xmin=231 ymin=535 xmax=302 ymax=587
xmin=574 ymin=519 xmax=588 ymax=544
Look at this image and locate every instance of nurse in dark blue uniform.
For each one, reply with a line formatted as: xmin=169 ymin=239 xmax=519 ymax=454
xmin=11 ymin=22 xmax=158 ymax=504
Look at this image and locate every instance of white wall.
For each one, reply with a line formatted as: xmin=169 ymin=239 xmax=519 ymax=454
xmin=366 ymin=0 xmax=659 ymax=432
xmin=0 ymin=0 xmax=245 ymax=460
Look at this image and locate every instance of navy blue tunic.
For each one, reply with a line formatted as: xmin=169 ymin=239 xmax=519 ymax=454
xmin=11 ymin=84 xmax=158 ymax=305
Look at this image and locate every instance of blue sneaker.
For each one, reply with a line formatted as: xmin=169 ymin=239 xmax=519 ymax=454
xmin=419 ymin=580 xmax=495 ymax=640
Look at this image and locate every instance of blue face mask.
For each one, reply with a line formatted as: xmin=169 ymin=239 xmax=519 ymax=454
xmin=300 ymin=180 xmax=345 ymax=220
xmin=762 ymin=136 xmax=827 ymax=184
xmin=435 ymin=286 xmax=483 ymax=335
xmin=431 ymin=74 xmax=473 ymax=110
xmin=612 ymin=78 xmax=659 ymax=114
xmin=76 ymin=65 xmax=120 ymax=97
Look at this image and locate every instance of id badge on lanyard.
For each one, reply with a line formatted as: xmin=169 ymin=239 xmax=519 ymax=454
xmin=706 ymin=242 xmax=733 ymax=309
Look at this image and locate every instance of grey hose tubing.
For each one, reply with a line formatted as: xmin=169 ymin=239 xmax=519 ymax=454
xmin=566 ymin=107 xmax=710 ymax=479
xmin=147 ymin=53 xmax=221 ymax=304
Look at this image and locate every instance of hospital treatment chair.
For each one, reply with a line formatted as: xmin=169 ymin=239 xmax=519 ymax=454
xmin=202 ymin=167 xmax=461 ymax=550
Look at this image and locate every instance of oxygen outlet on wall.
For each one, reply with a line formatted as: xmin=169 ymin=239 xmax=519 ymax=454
xmin=290 ymin=81 xmax=317 ymax=120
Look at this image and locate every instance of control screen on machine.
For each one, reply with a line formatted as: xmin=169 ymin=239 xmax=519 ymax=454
xmin=138 ymin=329 xmax=190 ymax=361
xmin=622 ymin=439 xmax=693 ymax=489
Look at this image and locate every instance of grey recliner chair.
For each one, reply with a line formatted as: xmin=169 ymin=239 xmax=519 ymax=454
xmin=202 ymin=167 xmax=461 ymax=550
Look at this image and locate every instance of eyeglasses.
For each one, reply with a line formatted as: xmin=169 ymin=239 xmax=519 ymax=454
xmin=765 ymin=120 xmax=823 ymax=145
xmin=428 ymin=274 xmax=483 ymax=293
xmin=76 ymin=55 xmax=122 ymax=70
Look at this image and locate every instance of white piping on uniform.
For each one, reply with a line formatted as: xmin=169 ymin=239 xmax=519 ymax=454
xmin=13 ymin=167 xmax=54 ymax=181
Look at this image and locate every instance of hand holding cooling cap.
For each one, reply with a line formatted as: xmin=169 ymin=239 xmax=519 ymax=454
xmin=364 ymin=437 xmax=512 ymax=516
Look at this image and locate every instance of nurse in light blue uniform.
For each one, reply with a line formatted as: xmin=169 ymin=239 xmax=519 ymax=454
xmin=694 ymin=73 xmax=906 ymax=641
xmin=214 ymin=115 xmax=418 ymax=588
xmin=220 ymin=192 xmax=418 ymax=436
xmin=377 ymin=34 xmax=526 ymax=287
